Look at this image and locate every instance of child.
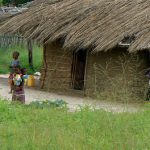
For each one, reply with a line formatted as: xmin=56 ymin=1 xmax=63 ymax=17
xmin=21 ymin=68 xmax=28 ymax=86
xmin=9 ymin=51 xmax=21 ymax=93
xmin=12 ymin=68 xmax=25 ymax=104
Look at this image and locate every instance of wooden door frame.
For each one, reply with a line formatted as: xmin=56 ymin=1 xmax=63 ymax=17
xmin=83 ymin=50 xmax=88 ymax=94
xmin=71 ymin=49 xmax=88 ymax=90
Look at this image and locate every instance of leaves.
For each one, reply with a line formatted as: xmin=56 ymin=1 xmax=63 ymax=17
xmin=29 ymin=99 xmax=67 ymax=109
xmin=2 ymin=0 xmax=32 ymax=6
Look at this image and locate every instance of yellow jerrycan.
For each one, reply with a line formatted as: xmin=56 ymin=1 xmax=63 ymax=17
xmin=27 ymin=75 xmax=35 ymax=87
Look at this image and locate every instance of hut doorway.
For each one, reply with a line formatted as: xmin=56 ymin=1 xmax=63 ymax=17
xmin=71 ymin=49 xmax=87 ymax=90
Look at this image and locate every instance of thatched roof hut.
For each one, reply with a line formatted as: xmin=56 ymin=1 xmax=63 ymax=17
xmin=1 ymin=0 xmax=150 ymax=100
xmin=1 ymin=0 xmax=150 ymax=52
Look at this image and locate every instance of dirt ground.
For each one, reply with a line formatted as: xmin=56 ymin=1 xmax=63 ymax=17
xmin=0 ymin=74 xmax=145 ymax=113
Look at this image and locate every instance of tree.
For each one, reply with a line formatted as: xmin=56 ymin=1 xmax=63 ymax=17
xmin=2 ymin=0 xmax=32 ymax=6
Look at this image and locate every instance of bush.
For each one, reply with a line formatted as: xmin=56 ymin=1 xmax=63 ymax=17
xmin=29 ymin=99 xmax=67 ymax=109
xmin=2 ymin=0 xmax=32 ymax=6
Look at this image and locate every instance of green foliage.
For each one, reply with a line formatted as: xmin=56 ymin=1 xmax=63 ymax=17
xmin=0 ymin=0 xmax=3 ymax=5
xmin=29 ymin=99 xmax=67 ymax=109
xmin=0 ymin=45 xmax=43 ymax=74
xmin=2 ymin=0 xmax=32 ymax=6
xmin=0 ymin=99 xmax=149 ymax=149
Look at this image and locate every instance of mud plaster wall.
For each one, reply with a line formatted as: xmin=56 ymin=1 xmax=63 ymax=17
xmin=41 ymin=42 xmax=72 ymax=91
xmin=85 ymin=48 xmax=148 ymax=99
xmin=41 ymin=44 xmax=148 ymax=99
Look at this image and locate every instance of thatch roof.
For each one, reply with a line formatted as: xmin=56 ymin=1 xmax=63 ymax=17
xmin=1 ymin=0 xmax=150 ymax=52
xmin=0 ymin=14 xmax=14 ymax=26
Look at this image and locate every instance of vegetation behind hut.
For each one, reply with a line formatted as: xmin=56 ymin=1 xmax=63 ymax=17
xmin=0 ymin=44 xmax=42 ymax=74
xmin=2 ymin=0 xmax=32 ymax=6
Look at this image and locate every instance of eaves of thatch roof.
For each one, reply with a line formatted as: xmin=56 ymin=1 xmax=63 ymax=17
xmin=0 ymin=0 xmax=150 ymax=52
xmin=0 ymin=14 xmax=14 ymax=26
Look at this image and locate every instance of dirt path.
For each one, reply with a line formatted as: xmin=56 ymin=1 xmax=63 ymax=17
xmin=0 ymin=75 xmax=145 ymax=113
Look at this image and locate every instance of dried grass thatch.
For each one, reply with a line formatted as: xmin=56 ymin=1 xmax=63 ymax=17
xmin=0 ymin=14 xmax=14 ymax=26
xmin=1 ymin=0 xmax=150 ymax=52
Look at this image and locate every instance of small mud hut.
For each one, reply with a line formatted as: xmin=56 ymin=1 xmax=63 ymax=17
xmin=1 ymin=0 xmax=150 ymax=100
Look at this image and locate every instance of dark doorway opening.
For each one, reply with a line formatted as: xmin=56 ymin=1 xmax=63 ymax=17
xmin=71 ymin=49 xmax=87 ymax=90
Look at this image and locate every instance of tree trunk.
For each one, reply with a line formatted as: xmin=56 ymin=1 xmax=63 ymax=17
xmin=27 ymin=40 xmax=34 ymax=71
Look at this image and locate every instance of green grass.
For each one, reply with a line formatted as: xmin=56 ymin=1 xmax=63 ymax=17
xmin=0 ymin=99 xmax=150 ymax=149
xmin=0 ymin=45 xmax=43 ymax=74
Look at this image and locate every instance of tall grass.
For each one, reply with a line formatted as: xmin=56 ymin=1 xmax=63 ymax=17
xmin=0 ymin=44 xmax=43 ymax=74
xmin=0 ymin=100 xmax=149 ymax=149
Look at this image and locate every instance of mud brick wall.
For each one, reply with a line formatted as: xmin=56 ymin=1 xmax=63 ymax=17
xmin=85 ymin=48 xmax=148 ymax=99
xmin=41 ymin=43 xmax=148 ymax=100
xmin=41 ymin=42 xmax=72 ymax=91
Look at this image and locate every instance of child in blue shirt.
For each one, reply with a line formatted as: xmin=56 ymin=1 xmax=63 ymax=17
xmin=9 ymin=51 xmax=21 ymax=93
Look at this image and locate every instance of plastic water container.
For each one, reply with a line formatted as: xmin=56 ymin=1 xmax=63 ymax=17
xmin=27 ymin=75 xmax=35 ymax=87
